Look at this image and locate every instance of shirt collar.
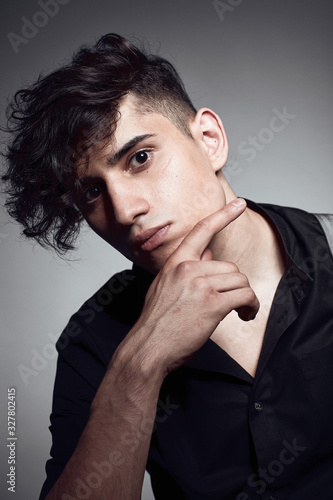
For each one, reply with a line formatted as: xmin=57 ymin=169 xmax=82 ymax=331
xmin=245 ymin=199 xmax=313 ymax=302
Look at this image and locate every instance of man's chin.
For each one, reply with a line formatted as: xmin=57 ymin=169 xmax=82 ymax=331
xmin=129 ymin=234 xmax=188 ymax=274
xmin=133 ymin=247 xmax=177 ymax=275
xmin=135 ymin=255 xmax=167 ymax=276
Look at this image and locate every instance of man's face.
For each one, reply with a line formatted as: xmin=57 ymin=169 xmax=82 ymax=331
xmin=77 ymin=96 xmax=227 ymax=274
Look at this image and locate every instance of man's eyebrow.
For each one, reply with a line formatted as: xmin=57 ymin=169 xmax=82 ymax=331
xmin=106 ymin=134 xmax=156 ymax=166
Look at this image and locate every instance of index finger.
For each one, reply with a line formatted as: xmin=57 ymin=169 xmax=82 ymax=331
xmin=173 ymin=198 xmax=247 ymax=262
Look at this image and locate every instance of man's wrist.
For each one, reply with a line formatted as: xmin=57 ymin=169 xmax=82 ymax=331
xmin=90 ymin=326 xmax=165 ymax=418
xmin=111 ymin=327 xmax=166 ymax=390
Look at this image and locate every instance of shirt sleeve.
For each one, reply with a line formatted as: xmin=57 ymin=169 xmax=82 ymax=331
xmin=38 ymin=268 xmax=153 ymax=499
xmin=38 ymin=309 xmax=128 ymax=500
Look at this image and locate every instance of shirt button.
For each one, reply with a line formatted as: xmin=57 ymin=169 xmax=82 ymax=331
xmin=254 ymin=402 xmax=263 ymax=411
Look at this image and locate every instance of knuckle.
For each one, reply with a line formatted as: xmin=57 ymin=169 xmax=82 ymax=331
xmin=176 ymin=260 xmax=194 ymax=275
xmin=194 ymin=218 xmax=210 ymax=233
xmin=193 ymin=276 xmax=214 ymax=294
xmin=225 ymin=261 xmax=239 ymax=273
xmin=242 ymin=287 xmax=256 ymax=303
xmin=204 ymin=286 xmax=217 ymax=300
xmin=238 ymin=272 xmax=249 ymax=286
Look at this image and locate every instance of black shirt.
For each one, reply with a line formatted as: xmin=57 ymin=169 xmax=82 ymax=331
xmin=40 ymin=202 xmax=333 ymax=500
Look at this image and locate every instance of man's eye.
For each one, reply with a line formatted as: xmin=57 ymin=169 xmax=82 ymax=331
xmin=129 ymin=150 xmax=152 ymax=169
xmin=85 ymin=185 xmax=102 ymax=202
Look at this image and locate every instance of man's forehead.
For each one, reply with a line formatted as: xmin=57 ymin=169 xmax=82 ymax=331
xmin=115 ymin=94 xmax=176 ymax=143
xmin=76 ymin=94 xmax=187 ymax=176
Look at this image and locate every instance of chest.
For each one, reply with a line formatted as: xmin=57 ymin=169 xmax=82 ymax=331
xmin=210 ymin=284 xmax=278 ymax=377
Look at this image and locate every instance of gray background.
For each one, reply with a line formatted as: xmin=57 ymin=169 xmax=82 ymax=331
xmin=0 ymin=0 xmax=332 ymax=498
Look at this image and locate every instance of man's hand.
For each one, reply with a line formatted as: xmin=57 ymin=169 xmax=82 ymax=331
xmin=133 ymin=198 xmax=260 ymax=376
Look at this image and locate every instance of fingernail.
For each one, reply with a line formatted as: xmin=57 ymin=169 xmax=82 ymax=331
xmin=231 ymin=198 xmax=246 ymax=208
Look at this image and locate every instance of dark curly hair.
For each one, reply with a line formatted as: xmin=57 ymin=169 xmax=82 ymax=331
xmin=1 ymin=33 xmax=196 ymax=254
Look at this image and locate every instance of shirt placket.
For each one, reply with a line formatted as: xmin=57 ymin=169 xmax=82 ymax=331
xmin=245 ymin=267 xmax=311 ymax=500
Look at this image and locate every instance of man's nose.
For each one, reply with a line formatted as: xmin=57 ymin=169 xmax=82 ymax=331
xmin=106 ymin=180 xmax=150 ymax=226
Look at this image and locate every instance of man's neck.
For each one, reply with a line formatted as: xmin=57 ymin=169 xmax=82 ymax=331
xmin=209 ymin=184 xmax=287 ymax=376
xmin=210 ymin=180 xmax=286 ymax=289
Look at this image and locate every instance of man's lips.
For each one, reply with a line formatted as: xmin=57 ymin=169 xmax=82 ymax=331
xmin=133 ymin=225 xmax=170 ymax=252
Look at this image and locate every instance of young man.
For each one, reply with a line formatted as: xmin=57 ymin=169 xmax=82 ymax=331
xmin=2 ymin=33 xmax=333 ymax=500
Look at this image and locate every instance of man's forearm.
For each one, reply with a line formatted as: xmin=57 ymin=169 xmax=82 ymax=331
xmin=45 ymin=329 xmax=164 ymax=500
xmin=45 ymin=200 xmax=259 ymax=499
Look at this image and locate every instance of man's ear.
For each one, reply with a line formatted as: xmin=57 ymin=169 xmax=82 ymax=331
xmin=191 ymin=108 xmax=229 ymax=171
